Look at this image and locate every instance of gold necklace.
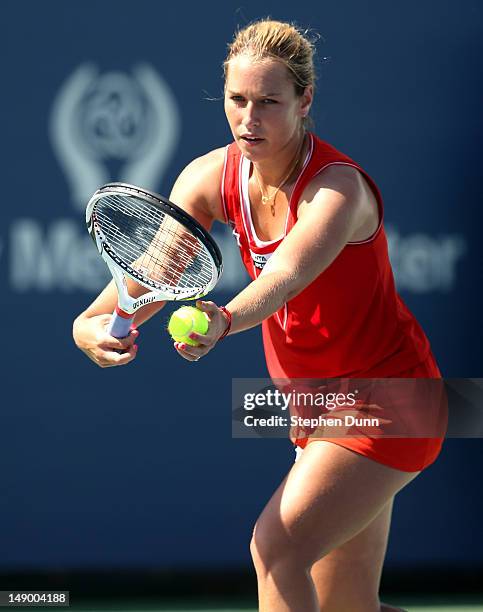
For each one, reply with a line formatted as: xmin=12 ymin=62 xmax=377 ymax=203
xmin=253 ymin=135 xmax=305 ymax=216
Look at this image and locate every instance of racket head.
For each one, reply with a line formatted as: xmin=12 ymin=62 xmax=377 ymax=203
xmin=86 ymin=182 xmax=223 ymax=306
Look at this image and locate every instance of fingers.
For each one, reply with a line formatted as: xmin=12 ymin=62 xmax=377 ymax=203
xmin=102 ymin=327 xmax=139 ymax=351
xmin=196 ymin=299 xmax=219 ymax=317
xmin=81 ymin=342 xmax=138 ymax=368
xmin=170 ymin=300 xmax=225 ymax=363
xmin=90 ymin=343 xmax=138 ymax=368
xmin=167 ymin=301 xmax=227 ymax=363
xmin=186 ymin=331 xmax=209 ymax=346
xmin=195 ymin=300 xmax=230 ymax=342
xmin=173 ymin=341 xmax=203 ymax=362
xmin=102 ymin=343 xmax=139 ymax=366
xmin=75 ymin=314 xmax=140 ymax=368
xmin=92 ymin=328 xmax=140 ymax=367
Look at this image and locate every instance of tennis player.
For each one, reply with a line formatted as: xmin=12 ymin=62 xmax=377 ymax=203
xmin=73 ymin=19 xmax=444 ymax=612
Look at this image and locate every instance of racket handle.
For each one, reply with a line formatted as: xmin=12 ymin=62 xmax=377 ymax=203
xmin=107 ymin=309 xmax=135 ymax=339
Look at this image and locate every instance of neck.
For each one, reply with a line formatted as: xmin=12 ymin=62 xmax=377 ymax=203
xmin=253 ymin=131 xmax=307 ymax=187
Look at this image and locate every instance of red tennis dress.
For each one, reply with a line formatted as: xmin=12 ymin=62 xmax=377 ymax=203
xmin=221 ymin=133 xmax=445 ymax=471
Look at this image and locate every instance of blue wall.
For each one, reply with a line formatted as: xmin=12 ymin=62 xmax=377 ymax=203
xmin=1 ymin=0 xmax=482 ymax=571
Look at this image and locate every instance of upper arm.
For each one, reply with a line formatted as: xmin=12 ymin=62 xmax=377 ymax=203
xmin=169 ymin=148 xmax=226 ymax=231
xmin=261 ymin=165 xmax=373 ymax=298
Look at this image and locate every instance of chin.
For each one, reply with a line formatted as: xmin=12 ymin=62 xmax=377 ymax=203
xmin=236 ymin=139 xmax=269 ymax=161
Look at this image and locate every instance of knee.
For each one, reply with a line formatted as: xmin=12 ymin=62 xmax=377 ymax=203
xmin=249 ymin=520 xmax=314 ymax=576
xmin=249 ymin=529 xmax=263 ymax=571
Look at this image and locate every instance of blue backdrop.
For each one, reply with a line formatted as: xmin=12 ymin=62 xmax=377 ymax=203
xmin=1 ymin=0 xmax=482 ymax=572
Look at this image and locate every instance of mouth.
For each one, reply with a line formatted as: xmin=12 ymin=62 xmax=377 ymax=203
xmin=240 ymin=135 xmax=264 ymax=145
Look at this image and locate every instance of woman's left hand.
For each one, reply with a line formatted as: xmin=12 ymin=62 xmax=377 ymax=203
xmin=173 ymin=300 xmax=230 ymax=362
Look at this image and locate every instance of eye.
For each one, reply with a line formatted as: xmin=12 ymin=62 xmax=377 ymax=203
xmin=230 ymin=95 xmax=245 ymax=103
xmin=261 ymin=98 xmax=277 ymax=104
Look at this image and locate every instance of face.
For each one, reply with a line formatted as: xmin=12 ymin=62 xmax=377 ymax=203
xmin=224 ymin=55 xmax=312 ymax=161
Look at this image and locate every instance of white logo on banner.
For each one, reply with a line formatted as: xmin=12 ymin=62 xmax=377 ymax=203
xmin=49 ymin=63 xmax=180 ymax=210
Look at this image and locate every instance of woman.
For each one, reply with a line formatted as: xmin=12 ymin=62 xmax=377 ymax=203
xmin=74 ymin=19 xmax=444 ymax=612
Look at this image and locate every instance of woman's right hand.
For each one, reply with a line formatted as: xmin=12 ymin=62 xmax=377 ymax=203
xmin=73 ymin=314 xmax=139 ymax=368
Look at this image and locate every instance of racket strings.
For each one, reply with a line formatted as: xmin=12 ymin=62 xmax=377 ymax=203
xmin=93 ymin=195 xmax=214 ymax=291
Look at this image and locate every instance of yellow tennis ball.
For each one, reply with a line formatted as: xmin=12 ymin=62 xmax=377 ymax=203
xmin=168 ymin=306 xmax=209 ymax=346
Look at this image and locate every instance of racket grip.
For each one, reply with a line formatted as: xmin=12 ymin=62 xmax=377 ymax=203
xmin=107 ymin=309 xmax=135 ymax=339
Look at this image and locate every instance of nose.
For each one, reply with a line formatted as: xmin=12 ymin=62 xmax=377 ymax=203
xmin=242 ymin=101 xmax=259 ymax=129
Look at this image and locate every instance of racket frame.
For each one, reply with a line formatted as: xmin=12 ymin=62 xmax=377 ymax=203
xmin=86 ymin=182 xmax=223 ymax=338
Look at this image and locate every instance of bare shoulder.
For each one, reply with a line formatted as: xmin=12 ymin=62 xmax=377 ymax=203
xmin=170 ymin=147 xmax=226 ymax=229
xmin=298 ymin=164 xmax=379 ymax=241
xmin=300 ymin=164 xmax=368 ymax=204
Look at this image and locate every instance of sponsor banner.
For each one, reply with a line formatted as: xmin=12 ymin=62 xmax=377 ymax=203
xmin=0 ymin=62 xmax=468 ymax=299
xmin=232 ymin=378 xmax=483 ymax=439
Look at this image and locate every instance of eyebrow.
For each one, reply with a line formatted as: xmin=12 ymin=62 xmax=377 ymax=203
xmin=227 ymin=90 xmax=281 ymax=97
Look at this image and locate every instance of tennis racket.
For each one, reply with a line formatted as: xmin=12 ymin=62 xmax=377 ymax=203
xmin=86 ymin=182 xmax=223 ymax=338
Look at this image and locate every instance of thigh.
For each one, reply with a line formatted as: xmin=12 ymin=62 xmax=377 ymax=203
xmin=310 ymin=500 xmax=394 ymax=611
xmin=252 ymin=441 xmax=418 ymax=569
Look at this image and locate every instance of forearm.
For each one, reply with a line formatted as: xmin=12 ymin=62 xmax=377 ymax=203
xmin=225 ymin=270 xmax=296 ymax=334
xmin=74 ymin=279 xmax=166 ymax=327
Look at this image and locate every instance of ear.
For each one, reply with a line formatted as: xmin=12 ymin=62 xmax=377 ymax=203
xmin=299 ymin=85 xmax=313 ymax=118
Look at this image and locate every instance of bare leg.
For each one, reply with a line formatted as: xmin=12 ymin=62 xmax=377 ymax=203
xmin=311 ymin=499 xmax=407 ymax=611
xmin=250 ymin=441 xmax=419 ymax=612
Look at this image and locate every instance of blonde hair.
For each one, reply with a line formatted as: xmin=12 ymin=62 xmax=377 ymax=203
xmin=224 ymin=19 xmax=317 ymax=97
